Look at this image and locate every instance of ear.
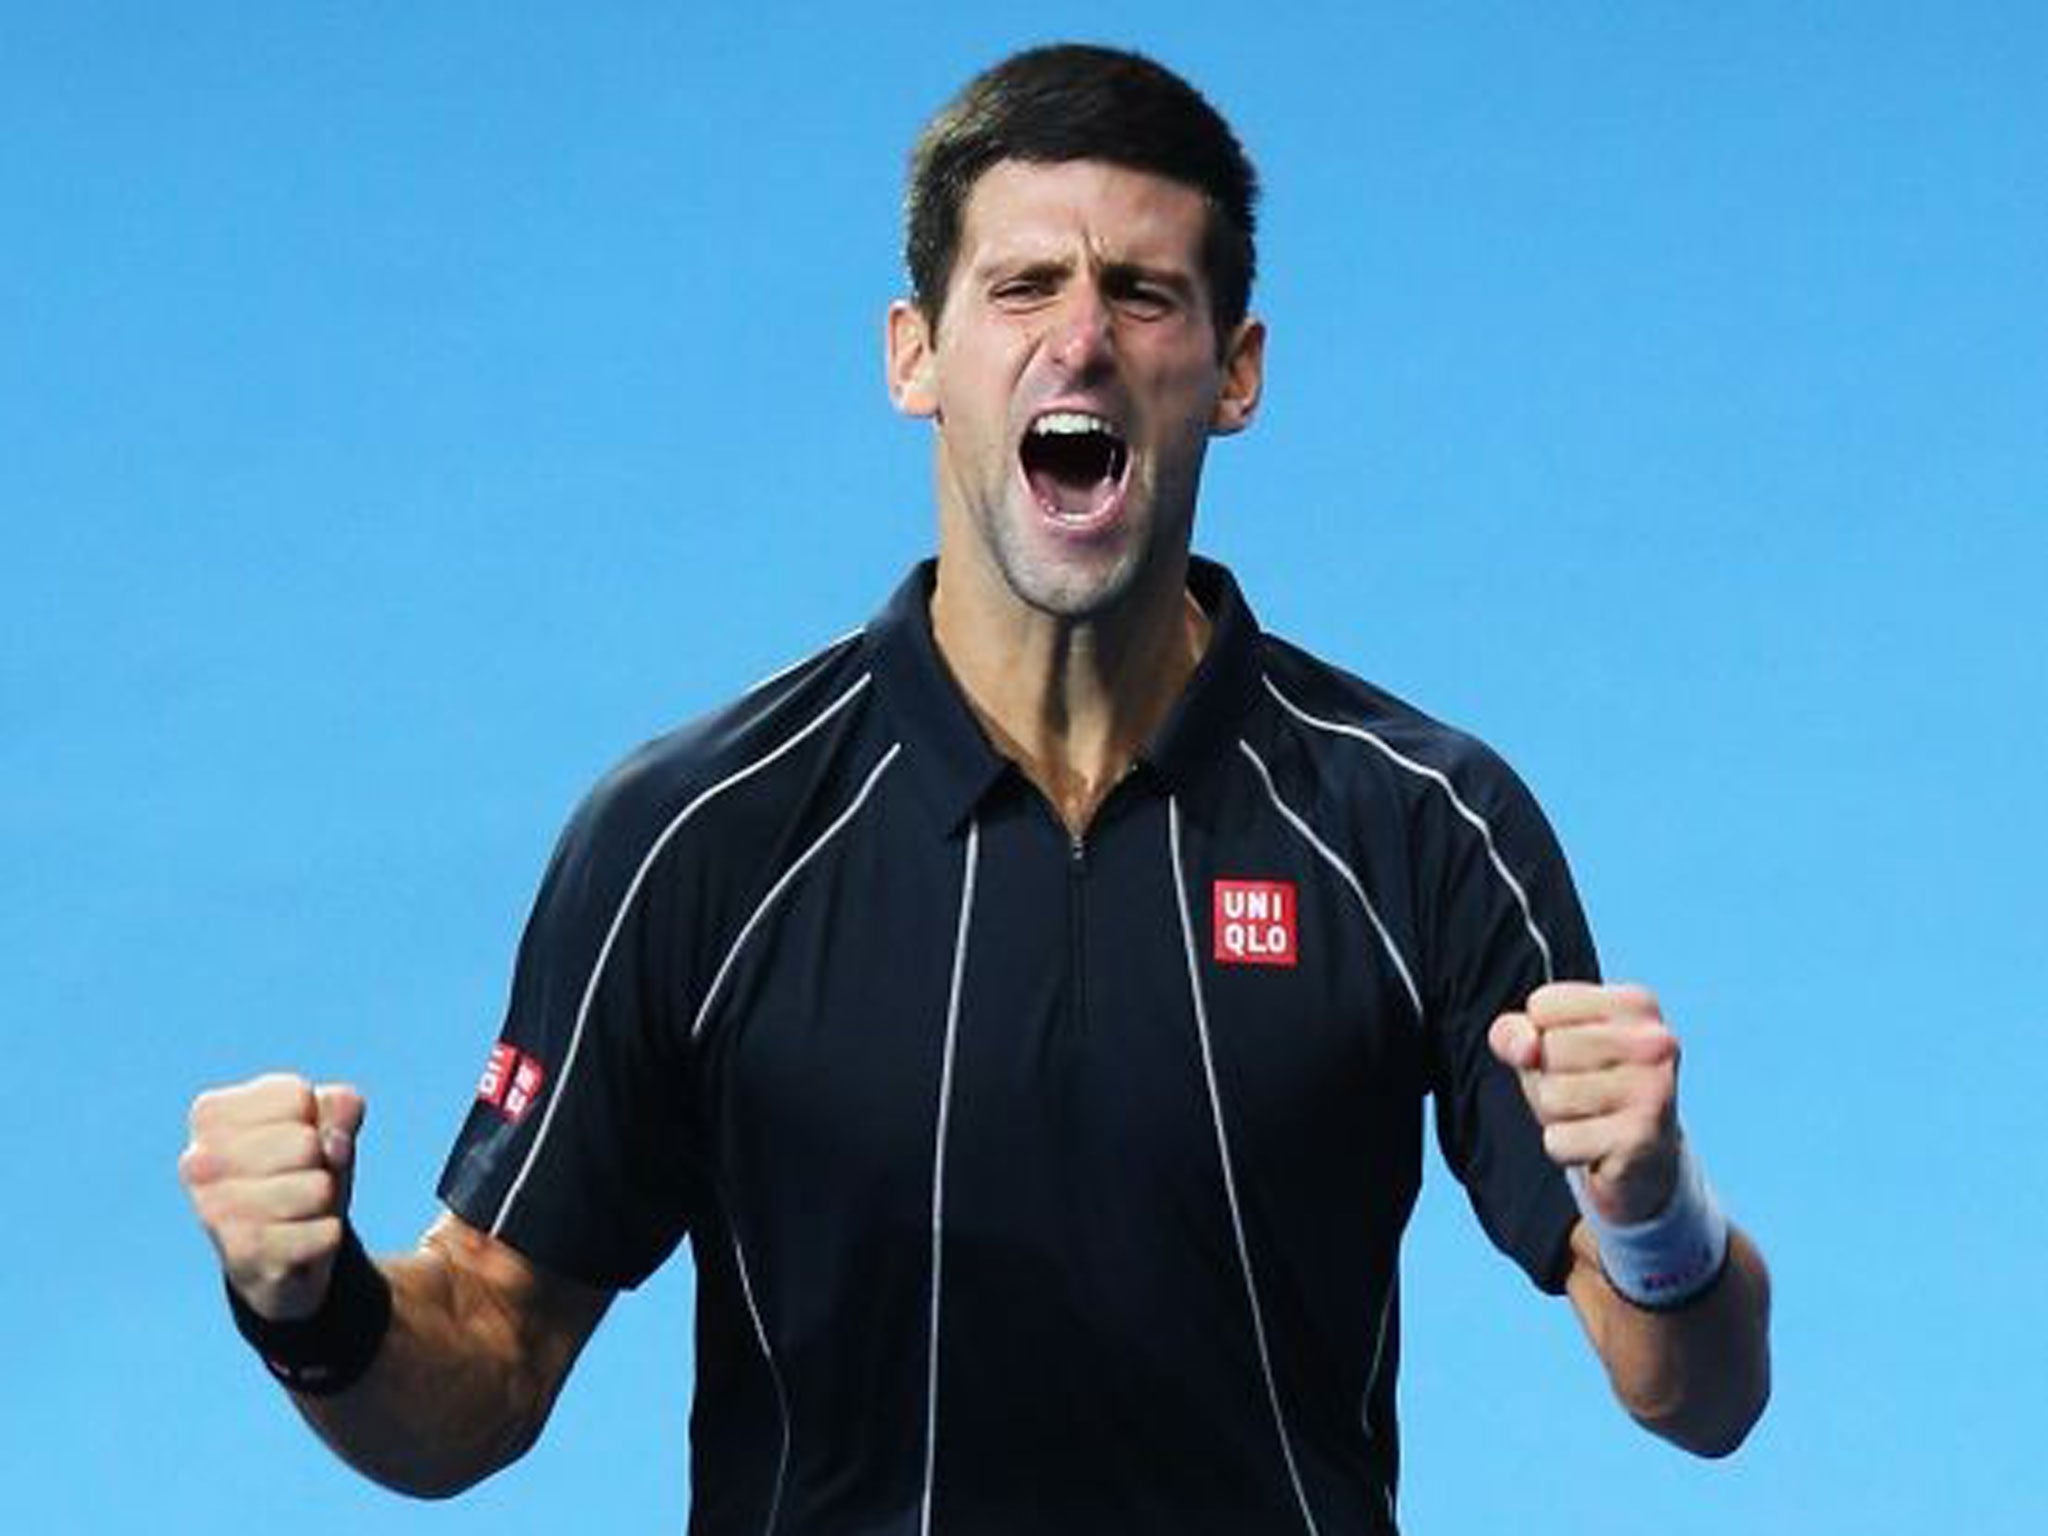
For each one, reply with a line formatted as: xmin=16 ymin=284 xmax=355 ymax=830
xmin=886 ymin=299 xmax=940 ymax=418
xmin=1208 ymin=316 xmax=1266 ymax=436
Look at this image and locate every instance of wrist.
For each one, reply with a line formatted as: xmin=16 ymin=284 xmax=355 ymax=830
xmin=1569 ymin=1140 xmax=1730 ymax=1309
xmin=226 ymin=1223 xmax=393 ymax=1395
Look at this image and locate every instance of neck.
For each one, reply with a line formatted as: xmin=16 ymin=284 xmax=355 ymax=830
xmin=930 ymin=559 xmax=1210 ymax=837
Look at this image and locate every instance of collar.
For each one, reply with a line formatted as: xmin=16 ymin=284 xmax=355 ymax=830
xmin=863 ymin=556 xmax=1265 ymax=835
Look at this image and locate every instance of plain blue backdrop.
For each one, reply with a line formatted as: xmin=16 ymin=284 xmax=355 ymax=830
xmin=6 ymin=5 xmax=2043 ymax=1532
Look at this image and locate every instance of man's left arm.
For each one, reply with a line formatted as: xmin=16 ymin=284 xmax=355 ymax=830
xmin=1490 ymin=981 xmax=1772 ymax=1457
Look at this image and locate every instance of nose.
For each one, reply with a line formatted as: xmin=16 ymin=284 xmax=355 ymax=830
xmin=1048 ymin=283 xmax=1115 ymax=374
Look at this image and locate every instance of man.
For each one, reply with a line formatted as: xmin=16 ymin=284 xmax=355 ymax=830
xmin=181 ymin=44 xmax=1770 ymax=1534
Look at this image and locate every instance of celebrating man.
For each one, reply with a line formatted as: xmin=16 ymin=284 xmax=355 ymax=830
xmin=182 ymin=44 xmax=1770 ymax=1534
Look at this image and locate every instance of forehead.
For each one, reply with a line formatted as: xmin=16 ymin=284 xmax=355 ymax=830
xmin=955 ymin=158 xmax=1210 ymax=273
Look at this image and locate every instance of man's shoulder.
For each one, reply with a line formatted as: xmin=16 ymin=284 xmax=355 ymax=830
xmin=561 ymin=629 xmax=875 ymax=859
xmin=1251 ymin=629 xmax=1516 ymax=792
xmin=1246 ymin=627 xmax=1576 ymax=911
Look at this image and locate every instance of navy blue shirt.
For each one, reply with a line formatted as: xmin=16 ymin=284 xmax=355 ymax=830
xmin=440 ymin=558 xmax=1598 ymax=1535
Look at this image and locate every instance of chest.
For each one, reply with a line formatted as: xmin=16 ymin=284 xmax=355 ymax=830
xmin=689 ymin=781 xmax=1425 ymax=1258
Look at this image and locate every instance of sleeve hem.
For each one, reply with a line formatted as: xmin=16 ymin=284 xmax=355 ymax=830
xmin=1518 ymin=1177 xmax=1582 ymax=1297
xmin=435 ymin=1181 xmax=670 ymax=1293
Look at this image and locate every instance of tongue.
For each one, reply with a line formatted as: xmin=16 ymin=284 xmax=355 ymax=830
xmin=1028 ymin=462 xmax=1113 ymax=518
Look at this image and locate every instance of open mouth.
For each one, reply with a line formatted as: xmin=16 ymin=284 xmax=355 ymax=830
xmin=1020 ymin=411 xmax=1129 ymax=523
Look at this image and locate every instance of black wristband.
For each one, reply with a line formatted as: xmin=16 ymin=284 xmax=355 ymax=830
xmin=226 ymin=1224 xmax=393 ymax=1396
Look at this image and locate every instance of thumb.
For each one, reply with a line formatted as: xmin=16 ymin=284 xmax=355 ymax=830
xmin=314 ymin=1083 xmax=367 ymax=1213
xmin=1488 ymin=1012 xmax=1541 ymax=1074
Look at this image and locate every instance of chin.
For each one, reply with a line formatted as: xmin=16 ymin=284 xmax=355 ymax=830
xmin=996 ymin=543 xmax=1151 ymax=623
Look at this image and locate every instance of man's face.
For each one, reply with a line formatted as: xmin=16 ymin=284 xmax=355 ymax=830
xmin=889 ymin=159 xmax=1263 ymax=623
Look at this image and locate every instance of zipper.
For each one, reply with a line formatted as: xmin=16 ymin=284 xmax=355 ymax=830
xmin=1068 ymin=829 xmax=1088 ymax=1036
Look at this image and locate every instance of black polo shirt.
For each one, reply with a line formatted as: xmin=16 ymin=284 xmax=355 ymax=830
xmin=439 ymin=557 xmax=1597 ymax=1536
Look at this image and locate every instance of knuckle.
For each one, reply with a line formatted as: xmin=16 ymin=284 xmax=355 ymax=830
xmin=261 ymin=1073 xmax=318 ymax=1118
xmin=189 ymin=1084 xmax=237 ymax=1132
xmin=303 ymin=1168 xmax=338 ymax=1215
xmin=1611 ymin=982 xmax=1661 ymax=1016
xmin=192 ymin=1073 xmax=315 ymax=1132
xmin=281 ymin=1122 xmax=322 ymax=1166
xmin=1624 ymin=1018 xmax=1678 ymax=1065
xmin=1645 ymin=1060 xmax=1678 ymax=1111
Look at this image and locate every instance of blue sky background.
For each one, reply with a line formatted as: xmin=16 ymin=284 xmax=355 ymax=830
xmin=5 ymin=5 xmax=2043 ymax=1532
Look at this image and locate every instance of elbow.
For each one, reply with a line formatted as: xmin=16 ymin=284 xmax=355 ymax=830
xmin=1630 ymin=1327 xmax=1777 ymax=1466
xmin=313 ymin=1395 xmax=548 ymax=1501
xmin=1646 ymin=1363 xmax=1770 ymax=1459
xmin=342 ymin=1420 xmax=543 ymax=1501
xmin=393 ymin=1460 xmax=522 ymax=1502
xmin=1620 ymin=1227 xmax=1775 ymax=1459
xmin=384 ymin=1473 xmax=481 ymax=1503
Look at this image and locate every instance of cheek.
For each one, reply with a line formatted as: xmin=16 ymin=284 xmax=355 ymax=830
xmin=1139 ymin=372 xmax=1225 ymax=458
xmin=937 ymin=338 xmax=1033 ymax=434
xmin=1136 ymin=346 xmax=1226 ymax=422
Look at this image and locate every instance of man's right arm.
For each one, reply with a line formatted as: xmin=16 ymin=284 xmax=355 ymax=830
xmin=180 ymin=1073 xmax=612 ymax=1499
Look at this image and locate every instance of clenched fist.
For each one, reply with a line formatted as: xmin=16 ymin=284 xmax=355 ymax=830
xmin=179 ymin=1073 xmax=366 ymax=1321
xmin=1489 ymin=982 xmax=1683 ymax=1226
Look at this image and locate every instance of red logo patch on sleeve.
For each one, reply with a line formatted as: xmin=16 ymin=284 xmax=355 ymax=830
xmin=505 ymin=1054 xmax=546 ymax=1123
xmin=476 ymin=1041 xmax=546 ymax=1124
xmin=1213 ymin=879 xmax=1298 ymax=967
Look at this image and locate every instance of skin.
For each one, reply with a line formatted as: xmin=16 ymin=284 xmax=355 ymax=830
xmin=1491 ymin=983 xmax=1772 ymax=1454
xmin=886 ymin=159 xmax=1264 ymax=833
xmin=180 ymin=1075 xmax=607 ymax=1495
xmin=179 ymin=153 xmax=1768 ymax=1498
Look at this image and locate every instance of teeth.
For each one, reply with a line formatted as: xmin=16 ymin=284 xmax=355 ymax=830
xmin=1030 ymin=411 xmax=1120 ymax=438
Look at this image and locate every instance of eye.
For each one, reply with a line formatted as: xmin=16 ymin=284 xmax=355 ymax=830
xmin=990 ymin=273 xmax=1054 ymax=306
xmin=1105 ymin=273 xmax=1180 ymax=320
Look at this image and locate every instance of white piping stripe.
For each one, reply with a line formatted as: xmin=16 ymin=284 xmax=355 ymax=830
xmin=1262 ymin=676 xmax=1556 ymax=985
xmin=1169 ymin=798 xmax=1323 ymax=1536
xmin=691 ymin=743 xmax=904 ymax=1041
xmin=919 ymin=819 xmax=979 ymax=1536
xmin=1236 ymin=739 xmax=1425 ymax=1025
xmin=729 ymin=1228 xmax=791 ymax=1536
xmin=740 ymin=627 xmax=864 ymax=700
xmin=1360 ymin=1280 xmax=1395 ymax=1445
xmin=489 ymin=673 xmax=874 ymax=1238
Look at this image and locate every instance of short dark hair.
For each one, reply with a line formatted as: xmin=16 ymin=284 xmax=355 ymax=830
xmin=905 ymin=44 xmax=1260 ymax=348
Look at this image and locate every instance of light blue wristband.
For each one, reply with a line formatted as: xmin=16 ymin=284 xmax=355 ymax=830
xmin=1569 ymin=1142 xmax=1730 ymax=1309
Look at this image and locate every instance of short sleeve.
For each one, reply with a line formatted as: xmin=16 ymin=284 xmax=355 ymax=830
xmin=1421 ymin=747 xmax=1600 ymax=1295
xmin=437 ymin=762 xmax=704 ymax=1290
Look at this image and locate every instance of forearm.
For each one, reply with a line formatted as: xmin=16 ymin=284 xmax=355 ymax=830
xmin=1566 ymin=1220 xmax=1772 ymax=1457
xmin=288 ymin=1218 xmax=604 ymax=1498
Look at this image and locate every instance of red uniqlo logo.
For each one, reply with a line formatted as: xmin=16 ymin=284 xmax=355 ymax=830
xmin=476 ymin=1041 xmax=545 ymax=1124
xmin=477 ymin=1043 xmax=517 ymax=1106
xmin=505 ymin=1055 xmax=546 ymax=1122
xmin=1213 ymin=879 xmax=1298 ymax=967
